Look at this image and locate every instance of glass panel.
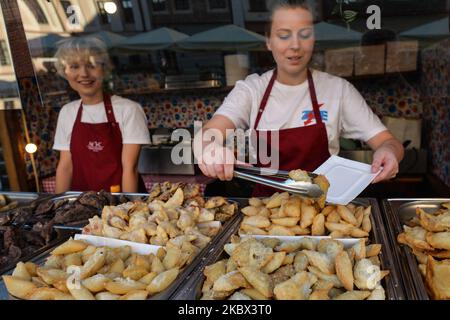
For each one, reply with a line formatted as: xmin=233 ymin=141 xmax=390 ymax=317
xmin=0 ymin=0 xmax=447 ymax=193
xmin=0 ymin=5 xmax=24 ymax=191
xmin=0 ymin=8 xmax=22 ymax=111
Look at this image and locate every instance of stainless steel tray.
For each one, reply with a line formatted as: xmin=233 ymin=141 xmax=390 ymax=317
xmin=381 ymin=198 xmax=450 ymax=300
xmin=0 ymin=237 xmax=70 ymax=300
xmin=172 ymin=198 xmax=405 ymax=300
xmin=0 ymin=198 xmax=246 ymax=300
xmin=0 ymin=193 xmax=75 ymax=274
xmin=0 ymin=234 xmax=72 ymax=286
xmin=0 ymin=192 xmax=40 ymax=206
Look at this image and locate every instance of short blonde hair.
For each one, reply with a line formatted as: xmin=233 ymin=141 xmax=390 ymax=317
xmin=54 ymin=37 xmax=112 ymax=78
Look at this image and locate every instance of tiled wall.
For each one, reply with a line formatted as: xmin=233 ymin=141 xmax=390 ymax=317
xmin=354 ymin=76 xmax=423 ymax=119
xmin=21 ymin=68 xmax=428 ymax=182
xmin=421 ymin=39 xmax=450 ymax=187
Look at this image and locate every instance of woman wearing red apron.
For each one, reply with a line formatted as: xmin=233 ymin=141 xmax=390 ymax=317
xmin=196 ymin=1 xmax=404 ymax=196
xmin=53 ymin=38 xmax=150 ymax=193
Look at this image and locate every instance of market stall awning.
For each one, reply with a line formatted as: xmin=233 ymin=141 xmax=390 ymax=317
xmin=399 ymin=17 xmax=449 ymax=38
xmin=313 ymin=22 xmax=362 ymax=49
xmin=116 ymin=27 xmax=189 ymax=50
xmin=177 ymin=24 xmax=266 ymax=51
xmin=314 ymin=22 xmax=362 ymax=42
xmin=80 ymin=30 xmax=126 ymax=48
xmin=27 ymin=33 xmax=68 ymax=56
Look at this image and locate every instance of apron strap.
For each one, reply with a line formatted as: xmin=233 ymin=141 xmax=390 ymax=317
xmin=75 ymin=94 xmax=117 ymax=124
xmin=254 ymin=69 xmax=277 ymax=129
xmin=75 ymin=102 xmax=83 ymax=124
xmin=254 ymin=69 xmax=323 ymax=129
xmin=103 ymin=94 xmax=117 ymax=123
xmin=307 ymin=69 xmax=323 ymax=125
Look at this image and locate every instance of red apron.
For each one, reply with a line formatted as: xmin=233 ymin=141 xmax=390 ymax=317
xmin=252 ymin=69 xmax=331 ymax=196
xmin=70 ymin=94 xmax=123 ymax=192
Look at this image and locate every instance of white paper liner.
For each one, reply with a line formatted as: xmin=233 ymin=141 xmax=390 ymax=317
xmin=74 ymin=234 xmax=162 ymax=255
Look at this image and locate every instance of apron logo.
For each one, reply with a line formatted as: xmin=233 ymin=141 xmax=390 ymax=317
xmin=87 ymin=141 xmax=104 ymax=153
xmin=302 ymin=103 xmax=327 ymax=125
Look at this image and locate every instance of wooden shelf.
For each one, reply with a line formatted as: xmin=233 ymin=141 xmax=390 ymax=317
xmin=342 ymin=70 xmax=419 ymax=82
xmin=118 ymin=86 xmax=233 ymax=95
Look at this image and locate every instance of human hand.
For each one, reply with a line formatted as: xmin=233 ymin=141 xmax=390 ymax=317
xmin=371 ymin=146 xmax=399 ymax=183
xmin=198 ymin=144 xmax=236 ymax=181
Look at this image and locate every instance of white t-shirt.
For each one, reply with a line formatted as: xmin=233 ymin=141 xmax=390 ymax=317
xmin=53 ymin=95 xmax=151 ymax=151
xmin=215 ymin=69 xmax=387 ymax=155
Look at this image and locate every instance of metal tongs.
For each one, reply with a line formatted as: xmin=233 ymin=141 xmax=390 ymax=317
xmin=234 ymin=165 xmax=324 ymax=198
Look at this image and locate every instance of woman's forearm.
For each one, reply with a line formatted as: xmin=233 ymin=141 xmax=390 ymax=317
xmin=377 ymin=138 xmax=405 ymax=162
xmin=121 ymin=144 xmax=141 ymax=193
xmin=55 ymin=164 xmax=72 ymax=193
xmin=121 ymin=167 xmax=139 ymax=193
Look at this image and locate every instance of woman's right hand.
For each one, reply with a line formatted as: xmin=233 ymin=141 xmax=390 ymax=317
xmin=198 ymin=145 xmax=236 ymax=181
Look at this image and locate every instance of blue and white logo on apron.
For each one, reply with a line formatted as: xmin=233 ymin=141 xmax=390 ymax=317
xmin=302 ymin=102 xmax=328 ymax=125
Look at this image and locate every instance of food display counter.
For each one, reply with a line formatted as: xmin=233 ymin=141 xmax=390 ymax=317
xmin=382 ymin=199 xmax=450 ymax=300
xmin=0 ymin=187 xmax=449 ymax=300
xmin=0 ymin=185 xmax=242 ymax=300
xmin=172 ymin=198 xmax=405 ymax=300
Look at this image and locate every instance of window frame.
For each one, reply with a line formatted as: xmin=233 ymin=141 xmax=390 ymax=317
xmin=121 ymin=0 xmax=136 ymax=24
xmin=172 ymin=0 xmax=193 ymax=14
xmin=149 ymin=0 xmax=170 ymax=15
xmin=0 ymin=40 xmax=11 ymax=66
xmin=206 ymin=0 xmax=229 ymax=13
xmin=96 ymin=0 xmax=112 ymax=25
xmin=23 ymin=0 xmax=50 ymax=25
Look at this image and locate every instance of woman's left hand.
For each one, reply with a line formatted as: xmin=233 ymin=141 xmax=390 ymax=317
xmin=371 ymin=145 xmax=400 ymax=183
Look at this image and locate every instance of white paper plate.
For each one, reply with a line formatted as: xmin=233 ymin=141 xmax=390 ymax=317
xmin=74 ymin=234 xmax=162 ymax=255
xmin=314 ymin=155 xmax=381 ymax=205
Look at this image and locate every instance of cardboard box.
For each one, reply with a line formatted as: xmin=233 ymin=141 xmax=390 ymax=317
xmin=324 ymin=47 xmax=355 ymax=77
xmin=386 ymin=40 xmax=419 ymax=73
xmin=355 ymin=44 xmax=385 ymax=76
xmin=382 ymin=116 xmax=422 ymax=149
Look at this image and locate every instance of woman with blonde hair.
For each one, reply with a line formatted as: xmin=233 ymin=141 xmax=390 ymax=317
xmin=196 ymin=0 xmax=404 ymax=196
xmin=53 ymin=37 xmax=150 ymax=193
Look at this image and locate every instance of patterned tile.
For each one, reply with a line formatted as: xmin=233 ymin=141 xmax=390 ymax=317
xmin=421 ymin=39 xmax=450 ymax=187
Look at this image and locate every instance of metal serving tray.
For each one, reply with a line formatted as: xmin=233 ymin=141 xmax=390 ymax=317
xmin=0 ymin=193 xmax=76 ymax=274
xmin=171 ymin=198 xmax=405 ymax=300
xmin=0 ymin=192 xmax=55 ymax=215
xmin=0 ymin=192 xmax=40 ymax=206
xmin=0 ymin=234 xmax=72 ymax=287
xmin=381 ymin=198 xmax=450 ymax=300
xmin=0 ymin=237 xmax=70 ymax=300
xmin=0 ymin=198 xmax=246 ymax=301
